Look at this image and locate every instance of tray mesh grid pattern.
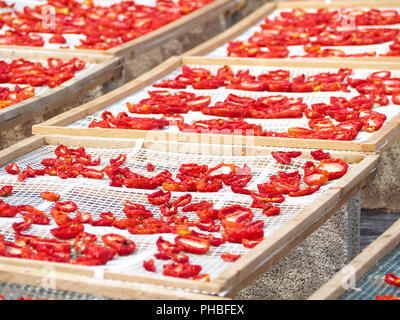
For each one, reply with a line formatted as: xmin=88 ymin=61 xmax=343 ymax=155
xmin=0 ymin=281 xmax=111 ymax=300
xmin=340 ymin=244 xmax=400 ymax=300
xmin=207 ymin=7 xmax=400 ymax=58
xmin=69 ymin=63 xmax=400 ymax=143
xmin=0 ymin=142 xmax=354 ymax=282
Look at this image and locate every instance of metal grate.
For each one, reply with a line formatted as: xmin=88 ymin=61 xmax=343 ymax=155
xmin=340 ymin=244 xmax=400 ymax=300
xmin=69 ymin=63 xmax=400 ymax=143
xmin=0 ymin=143 xmax=355 ymax=281
xmin=0 ymin=281 xmax=111 ymax=300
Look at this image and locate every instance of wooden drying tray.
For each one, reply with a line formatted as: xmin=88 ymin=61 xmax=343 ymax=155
xmin=33 ymin=56 xmax=400 ymax=153
xmin=0 ymin=134 xmax=378 ymax=298
xmin=185 ymin=0 xmax=400 ymax=63
xmin=0 ymin=48 xmax=123 ymax=126
xmin=309 ymin=218 xmax=400 ymax=300
xmin=0 ymin=0 xmax=244 ymax=61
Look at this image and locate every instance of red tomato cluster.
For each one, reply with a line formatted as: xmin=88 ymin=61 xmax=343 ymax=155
xmin=0 ymin=198 xmax=134 ymax=266
xmin=225 ymin=8 xmax=400 ymax=58
xmin=127 ymin=90 xmax=211 ymax=114
xmin=0 ymin=0 xmax=215 ymax=50
xmin=0 ymin=57 xmax=86 ymax=87
xmin=138 ymin=65 xmax=393 ymax=140
xmin=0 ymin=57 xmax=86 ymax=110
xmin=153 ymin=65 xmax=352 ymax=92
xmin=0 ymin=85 xmax=35 ymax=109
xmin=88 ymin=111 xmax=169 ymax=130
xmin=375 ymin=273 xmax=400 ymax=300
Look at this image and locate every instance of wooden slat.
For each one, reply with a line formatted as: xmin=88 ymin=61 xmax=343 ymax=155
xmin=309 ymin=218 xmax=400 ymax=300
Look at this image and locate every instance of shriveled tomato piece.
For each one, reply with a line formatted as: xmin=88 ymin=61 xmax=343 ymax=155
xmin=315 ymin=159 xmax=349 ymax=181
xmin=40 ymin=192 xmax=60 ymax=202
xmin=175 ymin=235 xmax=210 ymax=255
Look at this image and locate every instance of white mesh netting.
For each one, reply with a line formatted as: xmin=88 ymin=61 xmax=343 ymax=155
xmin=0 ymin=142 xmax=356 ymax=284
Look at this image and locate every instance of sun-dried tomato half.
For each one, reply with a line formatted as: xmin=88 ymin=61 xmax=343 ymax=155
xmin=170 ymin=194 xmax=192 ymax=208
xmin=218 ymin=205 xmax=254 ymax=225
xmin=271 ymin=151 xmax=291 ymax=164
xmin=192 ymin=274 xmax=210 ymax=282
xmin=304 ymin=172 xmax=329 ymax=186
xmin=385 ymin=273 xmax=400 ymax=287
xmin=311 ymin=149 xmax=331 ymax=160
xmin=73 ymin=232 xmax=97 ymax=254
xmin=12 ymin=216 xmax=33 ymax=233
xmin=90 ymin=211 xmax=117 ymax=227
xmin=242 ymin=238 xmax=263 ymax=248
xmin=5 ymin=162 xmax=20 ymax=175
xmin=101 ymin=233 xmax=136 ymax=256
xmin=375 ymin=295 xmax=400 ymax=300
xmin=175 ymin=235 xmax=210 ymax=254
xmin=147 ymin=190 xmax=171 ymax=206
xmin=162 ymin=262 xmax=202 ymax=279
xmin=0 ymin=186 xmax=13 ymax=197
xmin=289 ymin=184 xmax=321 ymax=197
xmin=221 ymin=252 xmax=241 ymax=262
xmin=182 ymin=201 xmax=213 ymax=212
xmin=156 ymin=236 xmax=182 ymax=256
xmin=81 ymin=168 xmax=104 ymax=180
xmin=51 ymin=223 xmax=84 ymax=240
xmin=54 ymin=201 xmax=78 ymax=213
xmin=262 ymin=205 xmax=280 ymax=217
xmin=147 ymin=163 xmax=155 ymax=172
xmin=20 ymin=205 xmax=50 ymax=225
xmin=392 ymin=93 xmax=400 ymax=105
xmin=223 ymin=226 xmax=264 ymax=243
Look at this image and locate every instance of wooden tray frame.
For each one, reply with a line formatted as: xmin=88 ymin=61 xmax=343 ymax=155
xmin=0 ymin=134 xmax=378 ymax=298
xmin=185 ymin=0 xmax=400 ymax=63
xmin=309 ymin=218 xmax=400 ymax=300
xmin=0 ymin=0 xmax=244 ymax=61
xmin=33 ymin=56 xmax=400 ymax=153
xmin=0 ymin=48 xmax=124 ymax=126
